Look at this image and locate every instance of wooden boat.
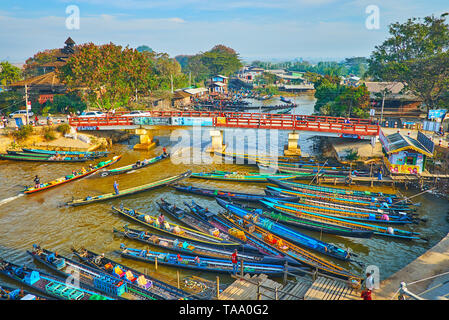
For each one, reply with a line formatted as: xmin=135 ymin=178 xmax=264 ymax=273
xmin=23 ymin=155 xmax=122 ymax=194
xmin=71 ymin=247 xmax=193 ymax=300
xmin=184 ymin=201 xmax=292 ymax=261
xmin=216 ymin=198 xmax=353 ymax=261
xmin=280 ymin=96 xmax=292 ymax=104
xmin=261 ymin=199 xmax=421 ymax=240
xmin=66 ymin=170 xmax=191 ymax=206
xmin=267 ymin=178 xmax=399 ymax=199
xmin=259 ymin=160 xmax=348 ymax=170
xmin=119 ymin=245 xmax=290 ymax=276
xmin=262 ymin=197 xmax=416 ymax=225
xmin=268 ymin=179 xmax=406 ymax=203
xmin=113 ymin=225 xmax=284 ymax=264
xmin=0 ymin=259 xmax=112 ymax=300
xmin=0 ymin=285 xmax=49 ymax=300
xmin=23 ymin=148 xmax=109 ymax=158
xmin=157 ymin=199 xmax=241 ymax=243
xmin=237 ymin=203 xmax=374 ymax=238
xmin=265 ymin=186 xmax=413 ymax=211
xmin=27 ymin=245 xmax=158 ymax=300
xmin=214 ymin=151 xmax=311 ymax=164
xmin=171 ymin=184 xmax=299 ymax=202
xmin=190 ymin=171 xmax=310 ymax=182
xmin=260 ymin=162 xmax=366 ymax=177
xmin=216 ymin=212 xmax=361 ymax=281
xmin=0 ymin=153 xmax=90 ymax=162
xmin=98 ymin=153 xmax=168 ymax=177
xmin=111 ymin=205 xmax=244 ymax=248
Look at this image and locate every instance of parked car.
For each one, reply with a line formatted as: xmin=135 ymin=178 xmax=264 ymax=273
xmin=9 ymin=110 xmax=34 ymax=118
xmin=80 ymin=111 xmax=106 ymax=117
xmin=122 ymin=110 xmax=152 ymax=117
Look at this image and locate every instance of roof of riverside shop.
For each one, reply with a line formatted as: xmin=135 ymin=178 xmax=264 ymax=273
xmin=383 ymin=132 xmax=434 ymax=157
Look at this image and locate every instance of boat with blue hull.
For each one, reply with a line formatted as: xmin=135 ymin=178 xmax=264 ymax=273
xmin=261 ymin=199 xmax=422 ymax=241
xmin=216 ymin=198 xmax=353 ymax=262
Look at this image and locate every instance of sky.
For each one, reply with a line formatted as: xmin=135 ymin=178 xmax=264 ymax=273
xmin=0 ymin=0 xmax=448 ymax=63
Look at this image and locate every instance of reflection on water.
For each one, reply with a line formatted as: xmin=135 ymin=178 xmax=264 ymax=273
xmin=0 ymin=95 xmax=448 ymax=293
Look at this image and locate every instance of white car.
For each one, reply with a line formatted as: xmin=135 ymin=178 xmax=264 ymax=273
xmin=80 ymin=111 xmax=106 ymax=117
xmin=9 ymin=110 xmax=34 ymax=118
xmin=122 ymin=110 xmax=152 ymax=117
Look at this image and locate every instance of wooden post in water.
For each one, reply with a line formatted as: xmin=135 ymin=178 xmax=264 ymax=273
xmin=257 ymin=281 xmax=261 ymax=300
xmin=370 ymin=163 xmax=373 ymax=187
xmin=155 ymin=256 xmax=158 ymax=271
xmin=275 ymin=287 xmax=278 ymax=300
xmin=216 ymin=276 xmax=220 ymax=299
xmin=240 ymin=260 xmax=244 ymax=277
xmin=177 ymin=270 xmax=180 ymax=289
xmin=283 ymin=261 xmax=288 ymax=284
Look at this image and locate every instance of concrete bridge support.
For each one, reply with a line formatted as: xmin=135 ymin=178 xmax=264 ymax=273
xmin=133 ymin=128 xmax=156 ymax=151
xmin=206 ymin=129 xmax=226 ymax=153
xmin=284 ymin=132 xmax=301 ymax=156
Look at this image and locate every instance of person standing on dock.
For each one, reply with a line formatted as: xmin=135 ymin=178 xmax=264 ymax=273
xmin=113 ymin=181 xmax=119 ymax=195
xmin=231 ymin=249 xmax=239 ymax=274
xmin=362 ymin=272 xmax=376 ymax=300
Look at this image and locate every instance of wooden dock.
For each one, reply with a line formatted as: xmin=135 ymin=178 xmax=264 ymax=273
xmin=304 ymin=276 xmax=360 ymax=300
xmin=217 ymin=274 xmax=360 ymax=300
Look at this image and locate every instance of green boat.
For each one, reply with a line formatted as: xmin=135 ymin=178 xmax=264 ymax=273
xmin=99 ymin=153 xmax=168 ymax=177
xmin=66 ymin=170 xmax=192 ymax=206
xmin=190 ymin=170 xmax=312 ymax=182
xmin=0 ymin=153 xmax=89 ymax=162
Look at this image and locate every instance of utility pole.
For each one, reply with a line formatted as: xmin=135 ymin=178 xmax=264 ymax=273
xmin=380 ymin=91 xmax=386 ymax=126
xmin=135 ymin=88 xmax=138 ymax=102
xmin=189 ymin=72 xmax=191 ymax=87
xmin=25 ymin=84 xmax=29 ymax=125
xmin=170 ymin=74 xmax=174 ymax=94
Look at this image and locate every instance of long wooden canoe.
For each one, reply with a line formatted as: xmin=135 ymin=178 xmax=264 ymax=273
xmin=0 ymin=153 xmax=89 ymax=162
xmin=66 ymin=171 xmax=191 ymax=206
xmin=190 ymin=171 xmax=311 ymax=182
xmin=71 ymin=247 xmax=194 ymax=300
xmin=23 ymin=148 xmax=109 ymax=158
xmin=0 ymin=285 xmax=49 ymax=300
xmin=0 ymin=259 xmax=112 ymax=300
xmin=98 ymin=153 xmax=168 ymax=177
xmin=261 ymin=199 xmax=421 ymax=240
xmin=216 ymin=198 xmax=354 ymax=262
xmin=24 ymin=155 xmax=122 ymax=194
xmin=111 ymin=205 xmax=244 ymax=247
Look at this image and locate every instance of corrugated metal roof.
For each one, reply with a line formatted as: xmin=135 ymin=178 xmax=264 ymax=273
xmin=183 ymin=87 xmax=208 ymax=95
xmin=383 ymin=132 xmax=433 ymax=157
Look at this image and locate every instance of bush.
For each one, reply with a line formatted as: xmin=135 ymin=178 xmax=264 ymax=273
xmin=345 ymin=148 xmax=360 ymax=161
xmin=12 ymin=125 xmax=34 ymax=140
xmin=56 ymin=123 xmax=71 ymax=135
xmin=43 ymin=126 xmax=56 ymax=141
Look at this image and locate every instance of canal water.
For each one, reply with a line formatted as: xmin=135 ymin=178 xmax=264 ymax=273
xmin=1 ymin=94 xmax=449 ymax=295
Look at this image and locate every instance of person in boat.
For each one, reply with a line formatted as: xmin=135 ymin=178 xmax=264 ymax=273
xmin=113 ymin=181 xmax=119 ymax=195
xmin=135 ymin=160 xmax=141 ymax=167
xmin=89 ymin=164 xmax=94 ymax=170
xmin=34 ymin=175 xmax=40 ymax=189
xmin=194 ymin=256 xmax=201 ymax=265
xmin=162 ymin=147 xmax=168 ymax=156
xmin=177 ymin=253 xmax=183 ymax=264
xmin=231 ymin=249 xmax=239 ymax=274
xmin=158 ymin=213 xmax=165 ymax=225
xmin=381 ymin=213 xmax=390 ymax=221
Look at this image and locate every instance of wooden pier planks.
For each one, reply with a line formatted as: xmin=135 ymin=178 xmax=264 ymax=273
xmin=304 ymin=276 xmax=360 ymax=300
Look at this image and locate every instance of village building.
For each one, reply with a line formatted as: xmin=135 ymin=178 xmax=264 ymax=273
xmin=379 ymin=130 xmax=434 ymax=175
xmin=206 ymin=75 xmax=228 ymax=95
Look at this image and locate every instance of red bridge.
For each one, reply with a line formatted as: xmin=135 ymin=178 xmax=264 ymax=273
xmin=68 ymin=110 xmax=379 ymax=139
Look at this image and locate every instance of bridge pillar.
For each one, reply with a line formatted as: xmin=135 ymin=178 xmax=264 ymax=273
xmin=133 ymin=128 xmax=156 ymax=151
xmin=284 ymin=132 xmax=301 ymax=156
xmin=206 ymin=129 xmax=226 ymax=153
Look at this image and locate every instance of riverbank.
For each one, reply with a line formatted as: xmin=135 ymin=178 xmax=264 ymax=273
xmin=376 ymin=230 xmax=449 ymax=300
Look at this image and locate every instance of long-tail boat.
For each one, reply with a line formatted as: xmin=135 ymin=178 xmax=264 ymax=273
xmin=268 ymin=179 xmax=407 ymax=203
xmin=190 ymin=171 xmax=311 ymax=182
xmin=118 ymin=245 xmax=290 ymax=276
xmin=111 ymin=205 xmax=245 ymax=248
xmin=215 ymin=211 xmax=361 ymax=281
xmin=66 ymin=170 xmax=191 ymax=206
xmin=263 ymin=197 xmax=416 ymax=225
xmin=23 ymin=155 xmax=122 ymax=194
xmin=213 ymin=151 xmax=310 ymax=164
xmin=261 ymin=199 xmax=421 ymax=240
xmin=233 ymin=202 xmax=374 ymax=238
xmin=23 ymin=148 xmax=109 ymax=158
xmin=0 ymin=285 xmax=49 ymax=300
xmin=98 ymin=153 xmax=168 ymax=177
xmin=0 ymin=259 xmax=112 ymax=300
xmin=113 ymin=225 xmax=284 ymax=264
xmin=265 ymin=186 xmax=414 ymax=212
xmin=171 ymin=184 xmax=299 ymax=202
xmin=0 ymin=153 xmax=91 ymax=162
xmin=27 ymin=245 xmax=157 ymax=300
xmin=184 ymin=201 xmax=292 ymax=261
xmin=157 ymin=199 xmax=242 ymax=243
xmin=216 ymin=198 xmax=353 ymax=262
xmin=71 ymin=247 xmax=193 ymax=300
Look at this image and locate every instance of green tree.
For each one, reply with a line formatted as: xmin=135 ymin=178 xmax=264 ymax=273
xmin=58 ymin=42 xmax=156 ymax=110
xmin=368 ymin=14 xmax=449 ymax=110
xmin=0 ymin=62 xmax=22 ymax=86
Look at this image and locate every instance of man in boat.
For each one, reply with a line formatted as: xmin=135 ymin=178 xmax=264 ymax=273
xmin=34 ymin=175 xmax=40 ymax=189
xmin=113 ymin=181 xmax=119 ymax=195
xmin=231 ymin=249 xmax=239 ymax=274
xmin=194 ymin=256 xmax=201 ymax=265
xmin=158 ymin=213 xmax=165 ymax=225
xmin=162 ymin=147 xmax=168 ymax=156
